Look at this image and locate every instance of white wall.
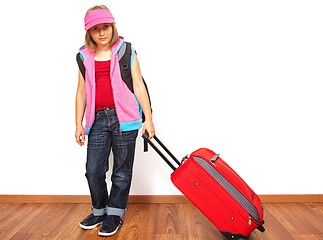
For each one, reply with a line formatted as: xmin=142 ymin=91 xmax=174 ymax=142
xmin=1 ymin=0 xmax=322 ymax=195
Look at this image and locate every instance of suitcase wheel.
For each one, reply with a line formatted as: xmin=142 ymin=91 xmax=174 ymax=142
xmin=257 ymin=224 xmax=265 ymax=233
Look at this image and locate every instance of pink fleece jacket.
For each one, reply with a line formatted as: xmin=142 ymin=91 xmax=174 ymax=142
xmin=79 ymin=37 xmax=143 ymax=134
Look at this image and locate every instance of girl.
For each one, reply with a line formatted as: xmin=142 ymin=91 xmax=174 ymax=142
xmin=75 ymin=5 xmax=155 ymax=237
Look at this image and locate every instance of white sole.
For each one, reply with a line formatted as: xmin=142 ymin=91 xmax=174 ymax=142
xmin=79 ymin=221 xmax=103 ymax=230
xmin=98 ymin=225 xmax=120 ymax=236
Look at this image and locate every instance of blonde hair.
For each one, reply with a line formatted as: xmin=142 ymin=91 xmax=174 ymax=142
xmin=84 ymin=5 xmax=119 ymax=51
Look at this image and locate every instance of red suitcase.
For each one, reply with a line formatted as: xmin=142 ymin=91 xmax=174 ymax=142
xmin=142 ymin=133 xmax=265 ymax=239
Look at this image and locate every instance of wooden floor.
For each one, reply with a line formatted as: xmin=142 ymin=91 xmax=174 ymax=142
xmin=0 ymin=202 xmax=322 ymax=240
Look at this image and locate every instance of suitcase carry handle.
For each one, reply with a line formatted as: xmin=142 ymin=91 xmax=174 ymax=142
xmin=142 ymin=132 xmax=181 ymax=171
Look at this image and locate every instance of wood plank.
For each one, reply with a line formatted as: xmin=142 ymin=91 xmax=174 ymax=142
xmin=181 ymin=203 xmax=224 ymax=240
xmin=153 ymin=203 xmax=188 ymax=239
xmin=254 ymin=203 xmax=295 ymax=240
xmin=293 ymin=234 xmax=323 ymax=240
xmin=117 ymin=204 xmax=155 ymax=240
xmin=265 ymin=203 xmax=322 ymax=235
xmin=0 ymin=203 xmax=46 ymax=240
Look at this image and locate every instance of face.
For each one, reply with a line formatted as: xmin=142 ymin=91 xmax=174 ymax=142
xmin=90 ymin=23 xmax=113 ymax=47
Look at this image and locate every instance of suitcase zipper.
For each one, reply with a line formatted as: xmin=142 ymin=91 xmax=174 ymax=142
xmin=217 ymin=160 xmax=254 ymax=201
xmin=209 ymin=153 xmax=254 ymax=201
xmin=193 ymin=156 xmax=261 ymax=222
xmin=215 ymin=160 xmax=260 ymax=222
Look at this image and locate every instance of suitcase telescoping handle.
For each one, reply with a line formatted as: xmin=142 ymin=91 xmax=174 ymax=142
xmin=142 ymin=132 xmax=181 ymax=171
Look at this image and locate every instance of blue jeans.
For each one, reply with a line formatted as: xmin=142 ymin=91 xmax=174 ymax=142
xmin=85 ymin=108 xmax=138 ymax=217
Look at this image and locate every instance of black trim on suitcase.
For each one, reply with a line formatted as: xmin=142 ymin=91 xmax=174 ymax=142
xmin=221 ymin=232 xmax=245 ymax=240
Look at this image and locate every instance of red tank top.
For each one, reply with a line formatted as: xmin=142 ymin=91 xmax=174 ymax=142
xmin=95 ymin=60 xmax=115 ymax=111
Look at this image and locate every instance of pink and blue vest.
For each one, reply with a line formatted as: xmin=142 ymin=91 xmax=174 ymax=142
xmin=79 ymin=37 xmax=143 ymax=134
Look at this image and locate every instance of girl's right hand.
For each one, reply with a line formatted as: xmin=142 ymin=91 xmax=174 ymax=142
xmin=75 ymin=126 xmax=86 ymax=146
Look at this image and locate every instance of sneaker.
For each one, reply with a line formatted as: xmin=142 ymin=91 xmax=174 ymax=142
xmin=79 ymin=213 xmax=106 ymax=230
xmin=98 ymin=215 xmax=123 ymax=237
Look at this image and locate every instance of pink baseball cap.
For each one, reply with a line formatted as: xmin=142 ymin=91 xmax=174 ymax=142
xmin=84 ymin=9 xmax=115 ymax=30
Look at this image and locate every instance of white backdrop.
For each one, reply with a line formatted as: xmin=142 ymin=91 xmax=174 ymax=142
xmin=0 ymin=0 xmax=322 ymax=195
